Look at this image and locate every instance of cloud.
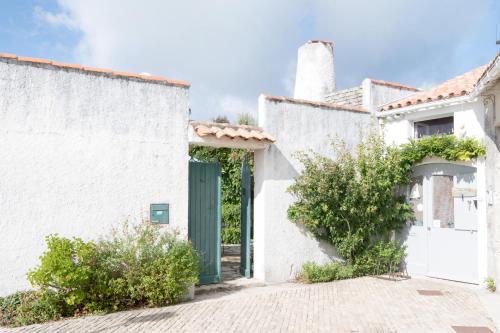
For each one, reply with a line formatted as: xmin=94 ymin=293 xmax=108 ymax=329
xmin=33 ymin=6 xmax=78 ymax=31
xmin=37 ymin=0 xmax=496 ymax=121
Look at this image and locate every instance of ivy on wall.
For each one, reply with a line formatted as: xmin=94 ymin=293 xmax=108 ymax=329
xmin=399 ymin=135 xmax=486 ymax=175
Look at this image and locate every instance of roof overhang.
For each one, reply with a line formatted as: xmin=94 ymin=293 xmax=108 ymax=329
xmin=188 ymin=121 xmax=275 ymax=150
xmin=470 ymin=53 xmax=500 ymax=97
xmin=378 ymin=95 xmax=472 ymax=119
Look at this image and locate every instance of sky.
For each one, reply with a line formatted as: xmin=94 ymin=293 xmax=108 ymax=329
xmin=1 ymin=0 xmax=499 ymax=121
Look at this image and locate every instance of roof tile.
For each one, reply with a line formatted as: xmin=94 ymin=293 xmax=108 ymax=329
xmin=380 ymin=65 xmax=487 ymax=111
xmin=190 ymin=121 xmax=275 ymax=143
xmin=0 ymin=52 xmax=190 ymax=88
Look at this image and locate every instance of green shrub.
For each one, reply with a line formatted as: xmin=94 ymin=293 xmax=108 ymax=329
xmin=0 ymin=290 xmax=65 ymax=327
xmin=222 ymin=203 xmax=241 ymax=244
xmin=95 ymin=223 xmax=199 ymax=309
xmin=19 ymin=222 xmax=200 ymax=325
xmin=288 ymin=133 xmax=412 ymax=264
xmin=27 ymin=235 xmax=97 ymax=308
xmin=302 ymin=262 xmax=354 ymax=283
xmin=352 ymin=241 xmax=406 ymax=277
xmin=485 ymin=277 xmax=496 ymax=292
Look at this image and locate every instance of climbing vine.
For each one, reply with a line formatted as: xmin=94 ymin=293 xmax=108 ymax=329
xmin=399 ymin=135 xmax=486 ymax=176
xmin=288 ymin=133 xmax=486 ymax=279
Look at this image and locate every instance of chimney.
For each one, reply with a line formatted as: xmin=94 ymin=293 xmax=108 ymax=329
xmin=293 ymin=40 xmax=335 ymax=102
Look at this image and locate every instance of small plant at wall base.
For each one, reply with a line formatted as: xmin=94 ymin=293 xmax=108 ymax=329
xmin=485 ymin=278 xmax=496 ymax=292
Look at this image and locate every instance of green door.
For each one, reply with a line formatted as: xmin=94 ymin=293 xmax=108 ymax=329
xmin=240 ymin=159 xmax=252 ymax=278
xmin=188 ymin=161 xmax=221 ymax=284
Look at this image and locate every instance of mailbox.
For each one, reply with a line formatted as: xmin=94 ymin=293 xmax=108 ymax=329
xmin=150 ymin=203 xmax=169 ymax=224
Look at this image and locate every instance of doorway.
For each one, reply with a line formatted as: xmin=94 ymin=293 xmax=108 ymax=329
xmin=188 ymin=155 xmax=253 ymax=285
xmin=403 ymin=163 xmax=478 ymax=283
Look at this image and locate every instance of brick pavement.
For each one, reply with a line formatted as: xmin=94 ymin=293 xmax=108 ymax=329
xmin=2 ymin=277 xmax=496 ymax=333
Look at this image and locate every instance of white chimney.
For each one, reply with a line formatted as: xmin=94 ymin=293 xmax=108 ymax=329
xmin=293 ymin=40 xmax=335 ymax=102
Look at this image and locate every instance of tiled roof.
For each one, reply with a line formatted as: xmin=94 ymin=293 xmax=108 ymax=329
xmin=263 ymin=95 xmax=368 ymax=113
xmin=0 ymin=53 xmax=190 ymax=88
xmin=471 ymin=52 xmax=500 ymax=96
xmin=190 ymin=121 xmax=276 ymax=143
xmin=325 ymin=86 xmax=363 ymax=106
xmin=371 ymin=79 xmax=419 ymax=92
xmin=380 ymin=65 xmax=488 ymax=111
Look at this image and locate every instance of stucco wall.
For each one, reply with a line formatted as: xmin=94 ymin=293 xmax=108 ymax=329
xmin=362 ymin=79 xmax=417 ymax=114
xmin=254 ymin=95 xmax=372 ymax=282
xmin=380 ymin=100 xmax=490 ymax=284
xmin=482 ymin=85 xmax=500 ymax=286
xmin=0 ymin=60 xmax=190 ymax=295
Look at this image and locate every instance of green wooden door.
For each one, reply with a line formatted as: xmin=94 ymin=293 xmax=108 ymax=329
xmin=240 ymin=160 xmax=252 ymax=278
xmin=188 ymin=161 xmax=221 ymax=284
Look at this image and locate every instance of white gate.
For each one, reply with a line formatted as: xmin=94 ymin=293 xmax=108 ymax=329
xmin=402 ymin=163 xmax=478 ymax=284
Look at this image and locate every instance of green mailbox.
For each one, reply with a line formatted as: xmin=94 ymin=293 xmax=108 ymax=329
xmin=150 ymin=203 xmax=169 ymax=224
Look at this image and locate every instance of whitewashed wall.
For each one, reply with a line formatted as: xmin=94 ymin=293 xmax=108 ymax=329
xmin=482 ymin=84 xmax=500 ymax=287
xmin=362 ymin=79 xmax=417 ymax=114
xmin=380 ymin=100 xmax=490 ymax=284
xmin=254 ymin=95 xmax=372 ymax=282
xmin=0 ymin=60 xmax=190 ymax=295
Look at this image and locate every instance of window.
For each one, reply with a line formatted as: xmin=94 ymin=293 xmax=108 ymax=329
xmin=432 ymin=175 xmax=454 ymax=228
xmin=414 ymin=116 xmax=454 ymax=138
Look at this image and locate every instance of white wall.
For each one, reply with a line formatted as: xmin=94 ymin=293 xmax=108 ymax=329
xmin=380 ymin=100 xmax=490 ymax=284
xmin=482 ymin=84 xmax=500 ymax=287
xmin=0 ymin=60 xmax=190 ymax=295
xmin=254 ymin=95 xmax=372 ymax=282
xmin=362 ymin=79 xmax=418 ymax=114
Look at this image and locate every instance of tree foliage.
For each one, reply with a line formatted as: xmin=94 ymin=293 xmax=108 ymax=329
xmin=288 ymin=134 xmax=413 ymax=263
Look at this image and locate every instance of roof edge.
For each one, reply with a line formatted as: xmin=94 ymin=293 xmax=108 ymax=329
xmin=0 ymin=53 xmax=190 ymax=88
xmin=262 ymin=94 xmax=368 ymax=113
xmin=370 ymin=79 xmax=420 ymax=92
xmin=471 ymin=52 xmax=500 ymax=96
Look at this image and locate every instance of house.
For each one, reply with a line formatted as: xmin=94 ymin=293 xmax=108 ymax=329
xmin=0 ymin=41 xmax=499 ymax=296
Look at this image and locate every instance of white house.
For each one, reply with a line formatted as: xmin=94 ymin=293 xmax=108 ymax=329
xmin=0 ymin=42 xmax=499 ymax=296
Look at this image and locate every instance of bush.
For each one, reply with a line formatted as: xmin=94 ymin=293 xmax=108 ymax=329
xmin=0 ymin=290 xmax=65 ymax=327
xmin=27 ymin=236 xmax=98 ymax=308
xmin=15 ymin=223 xmax=199 ymax=326
xmin=288 ymin=133 xmax=412 ymax=264
xmin=302 ymin=262 xmax=354 ymax=283
xmin=352 ymin=241 xmax=406 ymax=277
xmin=222 ymin=203 xmax=241 ymax=244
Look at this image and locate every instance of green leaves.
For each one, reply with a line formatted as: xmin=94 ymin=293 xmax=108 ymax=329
xmin=399 ymin=135 xmax=486 ymax=168
xmin=23 ymin=223 xmax=199 ymax=323
xmin=288 ymin=134 xmax=411 ymax=264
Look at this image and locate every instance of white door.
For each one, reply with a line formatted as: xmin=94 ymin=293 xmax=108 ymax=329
xmin=402 ymin=163 xmax=478 ymax=284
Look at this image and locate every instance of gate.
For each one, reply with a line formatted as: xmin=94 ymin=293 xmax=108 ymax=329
xmin=240 ymin=159 xmax=253 ymax=278
xmin=188 ymin=160 xmax=221 ymax=284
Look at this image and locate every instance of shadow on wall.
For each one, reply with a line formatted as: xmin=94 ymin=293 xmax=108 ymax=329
xmin=294 ymin=222 xmax=342 ymax=262
xmin=254 ymin=145 xmax=299 ymax=198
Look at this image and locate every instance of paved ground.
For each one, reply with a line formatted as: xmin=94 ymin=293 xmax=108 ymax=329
xmin=2 ymin=277 xmax=497 ymax=333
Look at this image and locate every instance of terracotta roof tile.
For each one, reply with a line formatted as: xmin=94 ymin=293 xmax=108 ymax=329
xmin=263 ymin=94 xmax=368 ymax=113
xmin=380 ymin=65 xmax=488 ymax=111
xmin=190 ymin=121 xmax=275 ymax=143
xmin=0 ymin=53 xmax=190 ymax=88
xmin=370 ymin=79 xmax=419 ymax=92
